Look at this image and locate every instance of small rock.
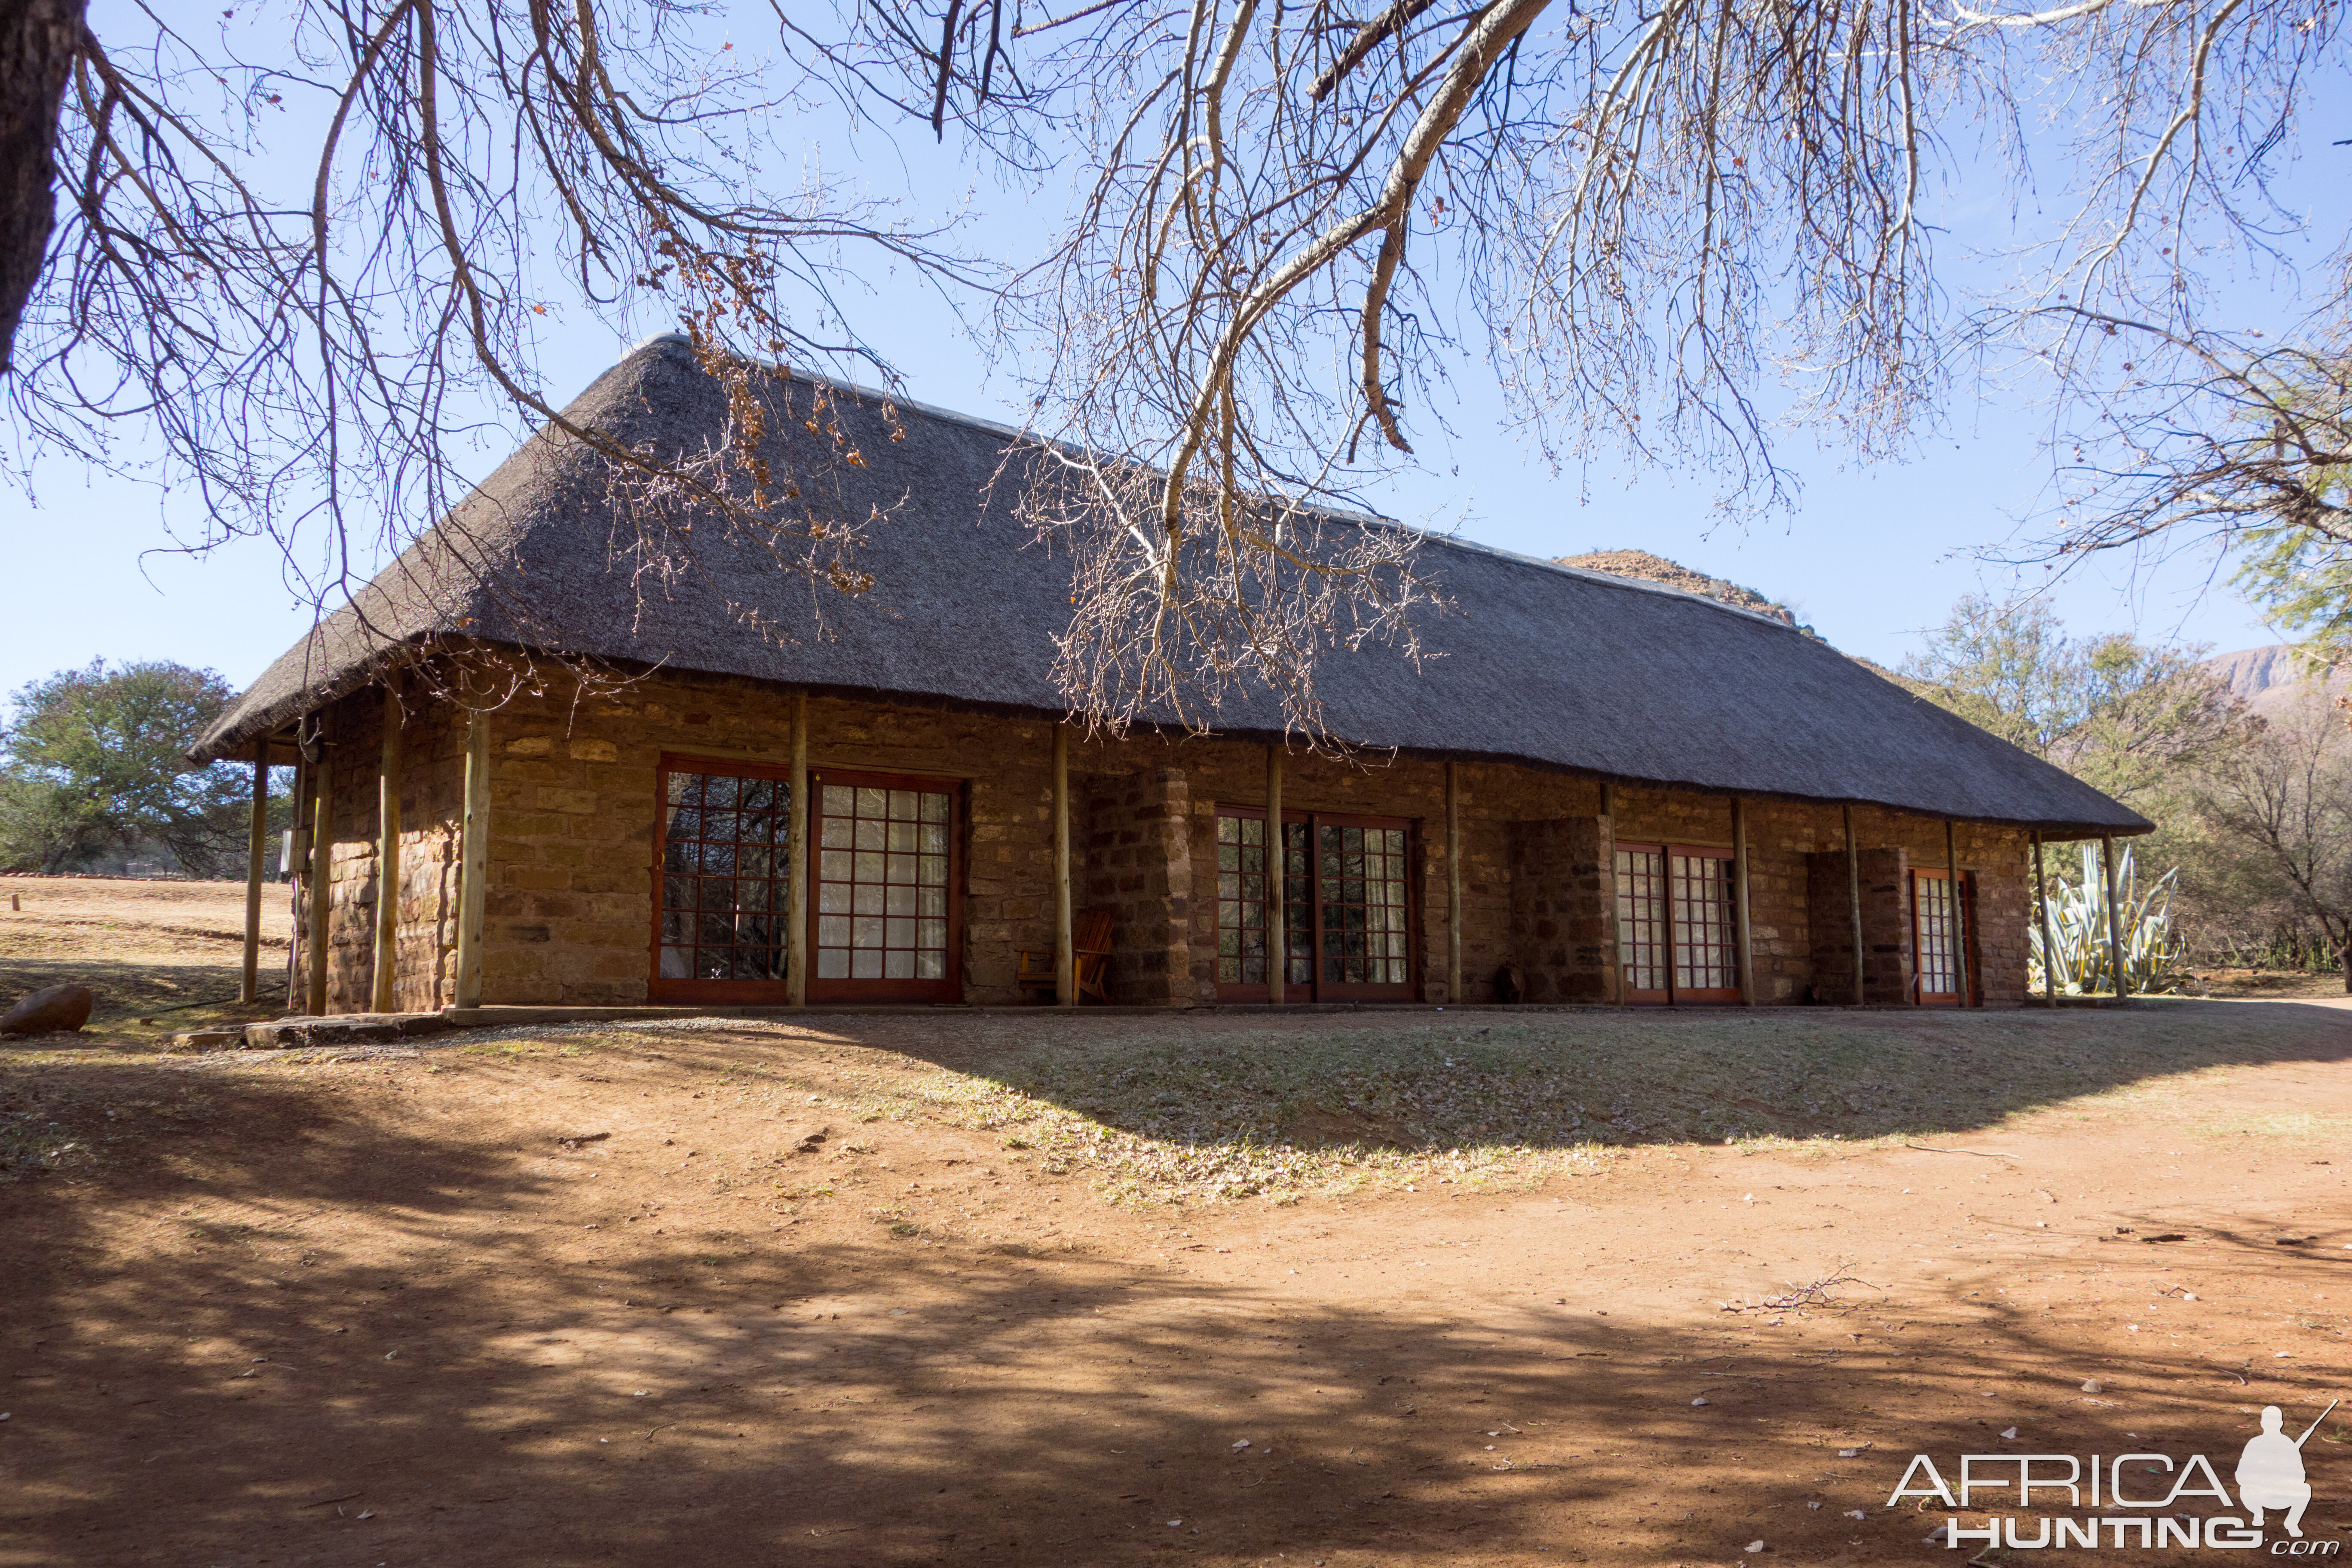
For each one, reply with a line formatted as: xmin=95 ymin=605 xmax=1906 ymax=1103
xmin=1846 ymin=1510 xmax=1867 ymax=1520
xmin=0 ymin=984 xmax=95 ymax=1035
xmin=2001 ymin=1427 xmax=2019 ymax=1439
xmin=2080 ymin=1379 xmax=2104 ymax=1393
xmin=1807 ymin=1500 xmax=1822 ymax=1510
xmin=1231 ymin=1439 xmax=1251 ymax=1450
xmin=1837 ymin=1447 xmax=1865 ymax=1458
xmin=1745 ymin=1540 xmax=1765 ymax=1554
xmin=1691 ymin=1397 xmax=1710 ymax=1407
xmin=1923 ymin=1524 xmax=1951 ymax=1545
xmin=2182 ymin=1292 xmax=2199 ymax=1302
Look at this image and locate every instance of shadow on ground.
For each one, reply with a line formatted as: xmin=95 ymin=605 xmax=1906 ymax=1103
xmin=560 ymin=999 xmax=2352 ymax=1156
xmin=4 ymin=1009 xmax=2348 ymax=1566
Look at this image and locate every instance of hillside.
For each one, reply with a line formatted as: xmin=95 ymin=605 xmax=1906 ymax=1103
xmin=2205 ymin=643 xmax=2349 ymax=717
xmin=1553 ymin=549 xmax=1807 ymax=632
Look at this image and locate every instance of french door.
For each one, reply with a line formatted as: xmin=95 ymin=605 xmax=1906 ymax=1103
xmin=649 ymin=758 xmax=963 ymax=1004
xmin=808 ymin=770 xmax=962 ymax=1003
xmin=1911 ymin=867 xmax=1973 ymax=1006
xmin=1214 ymin=806 xmax=1417 ymax=1001
xmin=651 ymin=756 xmax=796 ymax=1002
xmin=1614 ymin=841 xmax=1740 ymax=1005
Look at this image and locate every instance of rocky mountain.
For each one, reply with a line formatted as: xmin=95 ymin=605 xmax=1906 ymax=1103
xmin=1552 ymin=549 xmax=1812 ymax=634
xmin=2205 ymin=644 xmax=2349 ymax=717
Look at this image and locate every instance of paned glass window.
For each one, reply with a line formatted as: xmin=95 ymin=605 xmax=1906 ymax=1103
xmin=1914 ymin=870 xmax=1961 ymax=1001
xmin=1616 ymin=841 xmax=1737 ymax=1004
xmin=1214 ymin=808 xmax=1408 ymax=998
xmin=1614 ymin=845 xmax=1670 ymax=997
xmin=1670 ymin=851 xmax=1737 ymax=992
xmin=1319 ymin=823 xmax=1410 ymax=986
xmin=1214 ymin=814 xmax=1271 ymax=986
xmin=814 ymin=781 xmax=951 ymax=982
xmin=658 ymin=769 xmax=790 ymax=982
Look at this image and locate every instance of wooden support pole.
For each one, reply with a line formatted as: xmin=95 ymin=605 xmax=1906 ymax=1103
xmin=371 ymin=684 xmax=402 ymax=1014
xmin=1266 ymin=744 xmax=1285 ymax=1004
xmin=788 ymin=690 xmax=809 ymax=1008
xmin=1946 ymin=819 xmax=1970 ymax=1008
xmin=1599 ymin=782 xmax=1617 ymax=1004
xmin=306 ymin=736 xmax=332 ymax=1017
xmin=1446 ymin=763 xmax=1463 ymax=1004
xmin=1730 ymin=796 xmax=1754 ymax=1005
xmin=1054 ymin=723 xmax=1074 ymax=1007
xmin=453 ymin=710 xmax=490 ymax=1010
xmin=1844 ymin=804 xmax=1865 ymax=1007
xmin=2100 ymin=833 xmax=2128 ymax=1002
xmin=2033 ymin=832 xmax=2058 ymax=1008
xmin=241 ymin=738 xmax=270 ymax=1004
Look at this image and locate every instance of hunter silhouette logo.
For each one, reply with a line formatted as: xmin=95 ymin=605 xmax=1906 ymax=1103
xmin=2240 ymin=1405 xmax=2321 ymax=1538
xmin=1887 ymin=1399 xmax=2340 ymax=1552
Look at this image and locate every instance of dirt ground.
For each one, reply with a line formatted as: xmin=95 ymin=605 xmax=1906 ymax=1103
xmin=3 ymin=884 xmax=2350 ymax=1568
xmin=0 ymin=876 xmax=294 ymax=1031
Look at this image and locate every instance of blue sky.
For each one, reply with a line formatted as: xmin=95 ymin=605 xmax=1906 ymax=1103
xmin=2 ymin=15 xmax=2331 ymax=705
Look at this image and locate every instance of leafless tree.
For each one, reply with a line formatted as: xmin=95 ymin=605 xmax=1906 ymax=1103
xmin=5 ymin=2 xmax=2347 ymax=741
xmin=807 ymin=0 xmax=2346 ymax=731
xmin=5 ymin=0 xmax=976 ymax=701
xmin=2182 ymin=691 xmax=2352 ymax=990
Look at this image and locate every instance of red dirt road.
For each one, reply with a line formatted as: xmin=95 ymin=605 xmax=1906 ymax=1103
xmin=3 ymin=1004 xmax=2349 ymax=1567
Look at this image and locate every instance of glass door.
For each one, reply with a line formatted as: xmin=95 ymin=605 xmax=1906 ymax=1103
xmin=808 ymin=770 xmax=962 ymax=1002
xmin=651 ymin=756 xmax=794 ymax=1002
xmin=1215 ymin=806 xmax=1415 ymax=1001
xmin=1615 ymin=841 xmax=1740 ymax=1004
xmin=1912 ymin=868 xmax=1968 ymax=1006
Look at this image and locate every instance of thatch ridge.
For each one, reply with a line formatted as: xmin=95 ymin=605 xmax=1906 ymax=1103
xmin=193 ymin=336 xmax=2149 ymax=837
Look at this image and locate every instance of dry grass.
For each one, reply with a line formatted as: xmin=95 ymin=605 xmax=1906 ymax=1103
xmin=435 ymin=998 xmax=2347 ymax=1209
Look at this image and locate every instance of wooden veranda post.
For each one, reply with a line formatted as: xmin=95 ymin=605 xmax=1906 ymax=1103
xmin=1446 ymin=763 xmax=1462 ymax=1004
xmin=241 ymin=738 xmax=269 ymax=1004
xmin=1731 ymin=797 xmax=1754 ymax=1005
xmin=787 ymin=691 xmax=809 ymax=1007
xmin=1054 ymin=723 xmax=1074 ymax=1007
xmin=1843 ymin=805 xmax=1864 ymax=1007
xmin=371 ymin=684 xmax=401 ymax=1014
xmin=1600 ymin=782 xmax=1617 ymax=1004
xmin=1266 ymin=744 xmax=1284 ymax=1004
xmin=305 ymin=735 xmax=332 ymax=1017
xmin=2100 ymin=833 xmax=2128 ymax=1002
xmin=453 ymin=710 xmax=490 ymax=1010
xmin=2032 ymin=832 xmax=2058 ymax=1008
xmin=1946 ymin=819 xmax=1969 ymax=1008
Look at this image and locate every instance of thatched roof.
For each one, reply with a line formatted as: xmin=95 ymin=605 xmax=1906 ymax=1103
xmin=195 ymin=335 xmax=2148 ymax=836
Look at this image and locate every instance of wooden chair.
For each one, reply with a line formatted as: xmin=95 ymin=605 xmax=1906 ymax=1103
xmin=1017 ymin=907 xmax=1117 ymax=1003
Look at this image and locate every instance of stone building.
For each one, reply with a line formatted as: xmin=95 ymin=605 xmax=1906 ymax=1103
xmin=192 ymin=336 xmax=2147 ymax=1014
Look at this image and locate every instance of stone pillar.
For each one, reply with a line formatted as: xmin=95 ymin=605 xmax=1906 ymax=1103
xmin=1807 ymin=846 xmax=1910 ymax=1004
xmin=1506 ymin=816 xmax=1615 ymax=1003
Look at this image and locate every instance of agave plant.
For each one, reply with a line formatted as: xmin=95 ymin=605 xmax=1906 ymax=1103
xmin=2027 ymin=842 xmax=2185 ymax=996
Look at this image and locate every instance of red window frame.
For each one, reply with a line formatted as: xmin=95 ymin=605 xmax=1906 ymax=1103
xmin=649 ymin=753 xmax=797 ymax=1004
xmin=1614 ymin=840 xmax=1741 ymax=1007
xmin=1213 ymin=805 xmax=1418 ymax=1003
xmin=1911 ymin=867 xmax=1976 ymax=1007
xmin=805 ymin=769 xmax=965 ymax=1004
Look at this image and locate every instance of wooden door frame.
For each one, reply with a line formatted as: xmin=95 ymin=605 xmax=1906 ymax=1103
xmin=648 ymin=752 xmax=798 ymax=1004
xmin=1212 ymin=803 xmax=1420 ymax=1003
xmin=1615 ymin=839 xmax=1741 ymax=1007
xmin=1910 ymin=866 xmax=1978 ymax=1007
xmin=803 ymin=767 xmax=967 ymax=1004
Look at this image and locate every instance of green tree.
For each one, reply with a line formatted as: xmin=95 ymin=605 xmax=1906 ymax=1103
xmin=0 ymin=660 xmax=274 ymax=876
xmin=1899 ymin=596 xmax=2251 ymax=811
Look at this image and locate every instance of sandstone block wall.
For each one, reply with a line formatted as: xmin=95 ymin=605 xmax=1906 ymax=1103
xmin=1506 ymin=816 xmax=1615 ymax=1003
xmin=281 ymin=669 xmax=2043 ymax=1012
